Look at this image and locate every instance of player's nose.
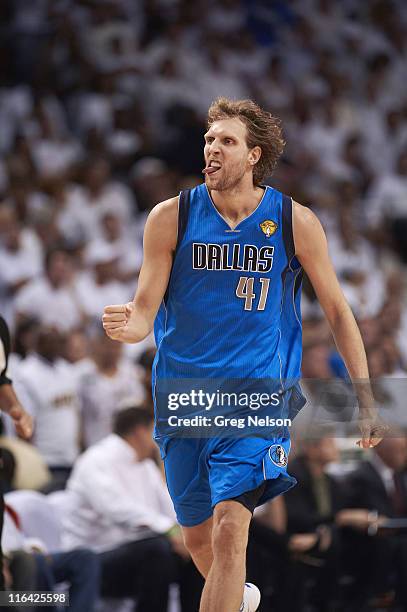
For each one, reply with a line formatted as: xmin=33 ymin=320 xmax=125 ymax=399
xmin=208 ymin=139 xmax=221 ymax=155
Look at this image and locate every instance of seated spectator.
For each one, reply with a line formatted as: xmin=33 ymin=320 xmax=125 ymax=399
xmin=341 ymin=434 xmax=407 ymax=608
xmin=9 ymin=317 xmax=38 ymax=369
xmin=79 ymin=330 xmax=144 ymax=448
xmin=63 ymin=328 xmax=94 ymax=380
xmin=76 ymin=242 xmax=130 ymax=320
xmin=366 ymin=341 xmax=407 ymax=429
xmin=14 ymin=247 xmax=85 ymax=332
xmin=2 ymin=495 xmax=99 ymax=612
xmin=86 ymin=210 xmax=142 ymax=286
xmin=283 ymin=435 xmax=347 ymax=612
xmin=295 ymin=343 xmax=356 ymax=436
xmin=13 ymin=326 xmax=82 ymax=490
xmin=327 ymin=206 xmax=385 ymax=318
xmin=366 ymin=149 xmax=407 ymax=262
xmin=247 ymin=496 xmax=289 ymax=610
xmin=63 ymin=406 xmax=203 ymax=612
xmin=0 ymin=205 xmax=43 ymax=325
xmin=71 ymin=157 xmax=134 ymax=230
xmin=45 ymin=178 xmax=89 ymax=247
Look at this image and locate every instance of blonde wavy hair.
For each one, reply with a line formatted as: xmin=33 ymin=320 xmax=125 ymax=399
xmin=207 ymin=97 xmax=285 ymax=185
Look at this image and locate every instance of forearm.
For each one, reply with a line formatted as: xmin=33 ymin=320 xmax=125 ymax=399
xmin=328 ymin=305 xmax=374 ymax=408
xmin=294 ymin=203 xmax=385 ymax=446
xmin=0 ymin=383 xmax=22 ymax=414
xmin=130 ymin=293 xmax=160 ymax=341
xmin=104 ymin=200 xmax=177 ymax=344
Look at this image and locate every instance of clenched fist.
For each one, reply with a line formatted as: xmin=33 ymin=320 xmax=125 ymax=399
xmin=102 ymin=302 xmax=146 ymax=344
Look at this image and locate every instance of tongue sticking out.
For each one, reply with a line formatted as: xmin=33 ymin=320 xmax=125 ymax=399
xmin=202 ymin=166 xmax=219 ymax=175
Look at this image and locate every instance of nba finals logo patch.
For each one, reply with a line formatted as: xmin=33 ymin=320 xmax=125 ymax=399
xmin=269 ymin=444 xmax=288 ymax=468
xmin=260 ymin=220 xmax=278 ymax=238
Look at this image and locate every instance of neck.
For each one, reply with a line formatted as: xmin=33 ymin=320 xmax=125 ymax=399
xmin=209 ymin=179 xmax=264 ymax=226
xmin=48 ymin=278 xmax=62 ymax=289
xmin=122 ymin=434 xmax=140 ymax=460
xmin=88 ymin=185 xmax=103 ymax=199
xmin=97 ymin=362 xmax=118 ymax=376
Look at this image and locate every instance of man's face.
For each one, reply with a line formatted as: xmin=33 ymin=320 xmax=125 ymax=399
xmin=86 ymin=159 xmax=110 ymax=191
xmin=94 ymin=260 xmax=117 ymax=283
xmin=47 ymin=252 xmax=73 ymax=287
xmin=304 ymin=437 xmax=339 ymax=466
xmin=133 ymin=423 xmax=155 ymax=460
xmin=102 ymin=213 xmax=121 ymax=241
xmin=0 ymin=211 xmax=20 ymax=250
xmin=318 ymin=437 xmax=339 ymax=465
xmin=93 ymin=334 xmax=122 ymax=368
xmin=36 ymin=327 xmax=63 ymax=362
xmin=204 ymin=118 xmax=256 ymax=191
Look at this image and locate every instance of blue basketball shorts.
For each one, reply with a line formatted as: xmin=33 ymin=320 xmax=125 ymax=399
xmin=157 ymin=434 xmax=296 ymax=527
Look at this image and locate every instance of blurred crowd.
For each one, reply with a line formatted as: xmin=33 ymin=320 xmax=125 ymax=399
xmin=0 ymin=0 xmax=407 ymax=609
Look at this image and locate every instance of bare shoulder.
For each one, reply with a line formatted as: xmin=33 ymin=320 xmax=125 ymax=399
xmin=148 ymin=196 xmax=179 ymax=223
xmin=293 ymin=200 xmax=322 ymax=231
xmin=292 ymin=200 xmax=326 ymax=257
xmin=144 ymin=196 xmax=179 ymax=251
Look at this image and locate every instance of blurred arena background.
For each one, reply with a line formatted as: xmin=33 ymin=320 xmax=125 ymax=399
xmin=0 ymin=0 xmax=407 ymax=610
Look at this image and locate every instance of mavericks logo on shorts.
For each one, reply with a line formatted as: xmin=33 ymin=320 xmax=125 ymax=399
xmin=269 ymin=444 xmax=288 ymax=468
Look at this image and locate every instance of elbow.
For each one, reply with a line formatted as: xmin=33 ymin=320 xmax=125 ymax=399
xmin=326 ymin=300 xmax=353 ymax=331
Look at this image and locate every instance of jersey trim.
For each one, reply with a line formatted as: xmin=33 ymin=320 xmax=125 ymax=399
xmin=279 ymin=194 xmax=303 ymax=391
xmin=152 ymin=300 xmax=168 ymax=416
xmin=292 ymin=268 xmax=303 ymax=325
xmin=204 ymin=184 xmax=270 ymax=231
xmin=164 ymin=189 xmax=191 ymax=305
xmin=281 ymin=194 xmax=295 ymax=268
xmin=175 ymin=189 xmax=191 ymax=254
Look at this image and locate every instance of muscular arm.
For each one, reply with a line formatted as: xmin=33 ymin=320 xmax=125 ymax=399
xmin=293 ymin=202 xmax=384 ymax=447
xmin=103 ymin=197 xmax=178 ymax=343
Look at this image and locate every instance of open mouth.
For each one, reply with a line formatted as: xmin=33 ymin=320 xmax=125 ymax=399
xmin=202 ymin=161 xmax=222 ymax=175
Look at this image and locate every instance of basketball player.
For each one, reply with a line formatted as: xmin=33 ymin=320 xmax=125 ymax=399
xmin=103 ymin=98 xmax=385 ymax=612
xmin=0 ymin=315 xmax=33 ymax=588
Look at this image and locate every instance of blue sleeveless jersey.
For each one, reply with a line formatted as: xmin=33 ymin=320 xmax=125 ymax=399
xmin=153 ymin=183 xmax=304 ymax=437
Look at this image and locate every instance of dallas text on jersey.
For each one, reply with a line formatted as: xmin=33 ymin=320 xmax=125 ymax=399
xmin=192 ymin=243 xmax=274 ymax=273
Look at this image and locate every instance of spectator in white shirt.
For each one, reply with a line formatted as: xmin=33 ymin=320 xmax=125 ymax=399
xmin=14 ymin=247 xmax=85 ymax=332
xmin=64 ymin=407 xmax=203 ymax=612
xmin=327 ymin=206 xmax=385 ymax=318
xmin=2 ymin=497 xmax=100 ymax=612
xmin=63 ymin=328 xmax=94 ymax=381
xmin=76 ymin=242 xmax=130 ymax=321
xmin=79 ymin=330 xmax=144 ymax=448
xmin=29 ymin=104 xmax=83 ymax=180
xmin=74 ymin=157 xmax=134 ymax=229
xmin=366 ymin=149 xmax=407 ymax=262
xmin=0 ymin=205 xmax=43 ymax=325
xmin=13 ymin=326 xmax=82 ymax=490
xmin=90 ymin=210 xmax=142 ymax=285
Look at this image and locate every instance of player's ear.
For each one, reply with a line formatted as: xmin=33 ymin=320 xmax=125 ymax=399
xmin=248 ymin=146 xmax=261 ymax=166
